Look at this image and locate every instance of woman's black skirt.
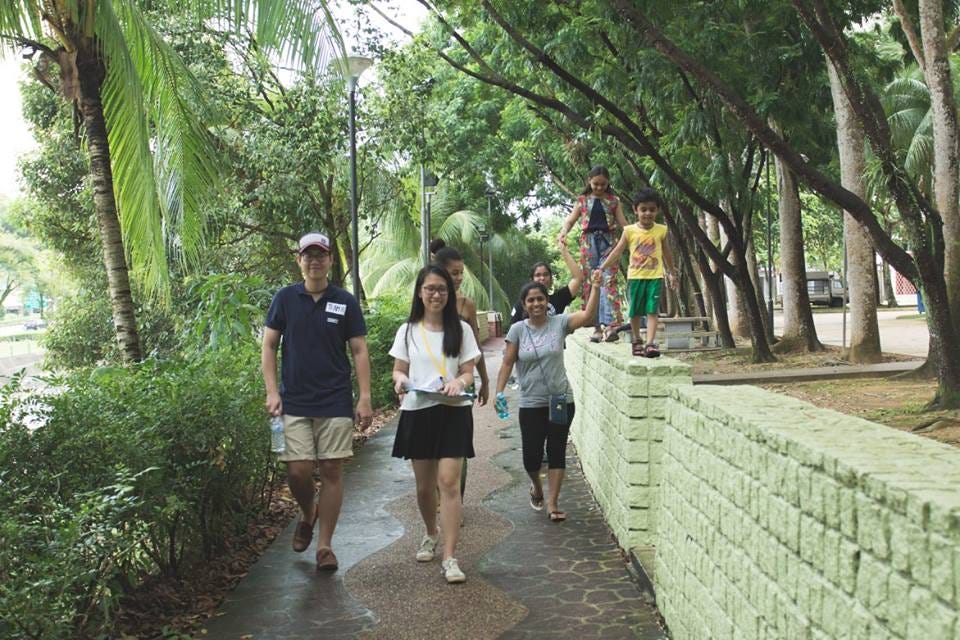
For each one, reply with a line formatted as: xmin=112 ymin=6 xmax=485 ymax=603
xmin=392 ymin=404 xmax=475 ymax=460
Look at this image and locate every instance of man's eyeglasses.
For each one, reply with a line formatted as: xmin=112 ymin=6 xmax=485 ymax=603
xmin=301 ymin=252 xmax=329 ymax=263
xmin=422 ymin=286 xmax=449 ymax=297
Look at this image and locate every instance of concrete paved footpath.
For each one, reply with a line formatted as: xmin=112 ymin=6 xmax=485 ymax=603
xmin=203 ymin=345 xmax=664 ymax=639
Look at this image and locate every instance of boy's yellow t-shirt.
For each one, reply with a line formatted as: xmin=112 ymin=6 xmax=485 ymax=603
xmin=623 ymin=223 xmax=668 ymax=279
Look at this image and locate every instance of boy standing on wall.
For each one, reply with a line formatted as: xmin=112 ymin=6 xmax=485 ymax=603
xmin=598 ymin=188 xmax=678 ymax=357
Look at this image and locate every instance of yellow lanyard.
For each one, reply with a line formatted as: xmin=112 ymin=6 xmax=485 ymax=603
xmin=419 ymin=322 xmax=448 ymax=379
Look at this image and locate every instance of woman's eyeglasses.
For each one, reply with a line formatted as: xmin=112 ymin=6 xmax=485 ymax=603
xmin=422 ymin=286 xmax=449 ymax=297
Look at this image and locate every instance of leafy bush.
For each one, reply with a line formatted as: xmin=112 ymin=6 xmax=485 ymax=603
xmin=363 ymin=294 xmax=409 ymax=409
xmin=181 ymin=273 xmax=273 ymax=351
xmin=0 ymin=345 xmax=274 ymax=638
xmin=42 ymin=286 xmax=180 ymax=369
xmin=40 ymin=287 xmax=115 ymax=368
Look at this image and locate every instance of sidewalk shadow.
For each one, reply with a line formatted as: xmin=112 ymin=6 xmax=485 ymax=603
xmin=202 ymin=422 xmax=411 ymax=640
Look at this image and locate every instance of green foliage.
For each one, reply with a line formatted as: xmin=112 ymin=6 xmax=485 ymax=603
xmin=0 ymin=346 xmax=272 ymax=638
xmin=183 ymin=273 xmax=273 ymax=351
xmin=41 ymin=288 xmax=116 ymax=368
xmin=362 ymin=294 xmax=410 ymax=409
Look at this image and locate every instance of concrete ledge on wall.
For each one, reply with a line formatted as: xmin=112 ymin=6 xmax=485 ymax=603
xmin=564 ymin=330 xmax=692 ymax=551
xmin=658 ymin=384 xmax=960 ymax=639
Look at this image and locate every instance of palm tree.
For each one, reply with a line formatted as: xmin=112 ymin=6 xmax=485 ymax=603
xmin=363 ymin=180 xmax=514 ymax=312
xmin=0 ymin=1 xmax=339 ymax=361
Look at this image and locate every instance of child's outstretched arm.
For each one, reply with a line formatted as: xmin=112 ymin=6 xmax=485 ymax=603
xmin=557 ymin=200 xmax=583 ymax=247
xmin=559 ymin=241 xmax=582 ymax=297
xmin=598 ymin=233 xmax=628 ymax=272
xmin=568 ymin=270 xmax=603 ymax=330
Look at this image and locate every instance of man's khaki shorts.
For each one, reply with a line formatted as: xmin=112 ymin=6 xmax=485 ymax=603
xmin=278 ymin=415 xmax=355 ymax=462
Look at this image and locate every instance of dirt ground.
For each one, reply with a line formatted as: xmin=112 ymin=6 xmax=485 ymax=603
xmin=671 ymin=345 xmax=917 ymax=376
xmin=668 ymin=347 xmax=958 ymax=449
xmin=759 ymin=378 xmax=960 ymax=449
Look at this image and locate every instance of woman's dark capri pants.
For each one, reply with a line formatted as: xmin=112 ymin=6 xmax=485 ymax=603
xmin=517 ymin=403 xmax=576 ymax=472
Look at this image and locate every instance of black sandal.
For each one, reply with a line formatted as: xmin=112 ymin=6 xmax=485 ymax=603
xmin=644 ymin=343 xmax=660 ymax=358
xmin=529 ymin=487 xmax=544 ymax=511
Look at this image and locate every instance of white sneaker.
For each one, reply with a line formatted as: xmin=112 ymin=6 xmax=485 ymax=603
xmin=441 ymin=557 xmax=466 ymax=583
xmin=416 ymin=533 xmax=438 ymax=562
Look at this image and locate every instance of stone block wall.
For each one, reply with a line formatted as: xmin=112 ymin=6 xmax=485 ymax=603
xmin=565 ymin=332 xmax=691 ymax=548
xmin=658 ymin=384 xmax=960 ymax=639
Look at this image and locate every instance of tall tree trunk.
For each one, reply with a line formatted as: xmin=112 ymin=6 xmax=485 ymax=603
xmin=773 ymin=148 xmax=823 ymax=351
xmin=76 ymin=46 xmax=142 ymax=363
xmin=731 ymin=239 xmax=777 ymax=362
xmin=880 ymin=257 xmax=898 ymax=307
xmin=827 ymin=60 xmax=882 ymax=363
xmin=745 ymin=234 xmax=773 ymax=343
xmin=682 ymin=202 xmax=734 ymax=346
xmin=918 ymin=253 xmax=960 ymax=407
xmin=718 ymin=216 xmax=750 ymax=338
xmin=663 ymin=207 xmax=702 ymax=318
xmin=697 ymin=211 xmax=715 ymax=322
xmin=919 ymin=0 xmax=960 ymax=327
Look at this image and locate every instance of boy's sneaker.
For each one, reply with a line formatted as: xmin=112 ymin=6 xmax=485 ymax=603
xmin=441 ymin=557 xmax=466 ymax=583
xmin=416 ymin=533 xmax=439 ymax=562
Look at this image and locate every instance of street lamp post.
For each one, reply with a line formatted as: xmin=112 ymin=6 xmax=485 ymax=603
xmin=421 ymin=169 xmax=439 ymax=267
xmin=485 ymin=188 xmax=495 ymax=308
xmin=478 ymin=224 xmax=488 ymax=306
xmin=344 ymin=56 xmax=372 ymax=301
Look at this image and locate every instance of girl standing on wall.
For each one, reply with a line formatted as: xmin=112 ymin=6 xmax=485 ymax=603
xmin=556 ymin=166 xmax=629 ymax=342
xmin=390 ymin=265 xmax=480 ymax=583
xmin=495 ymin=269 xmax=602 ymax=522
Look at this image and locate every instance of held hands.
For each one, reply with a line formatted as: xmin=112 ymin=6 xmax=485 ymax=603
xmin=557 ymin=233 xmax=567 ymax=248
xmin=590 ymin=269 xmax=603 ymax=287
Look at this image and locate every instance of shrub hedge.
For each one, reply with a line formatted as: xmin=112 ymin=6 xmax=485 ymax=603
xmin=0 ymin=284 xmax=409 ymax=638
xmin=0 ymin=345 xmax=274 ymax=638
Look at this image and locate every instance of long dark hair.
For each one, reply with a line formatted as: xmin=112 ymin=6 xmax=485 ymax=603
xmin=405 ymin=265 xmax=463 ymax=357
xmin=516 ymin=281 xmax=550 ymax=320
xmin=580 ymin=165 xmax=614 ymax=195
xmin=429 ymin=238 xmax=463 ymax=268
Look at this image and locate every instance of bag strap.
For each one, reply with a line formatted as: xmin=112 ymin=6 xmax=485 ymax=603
xmin=524 ymin=322 xmax=558 ymax=397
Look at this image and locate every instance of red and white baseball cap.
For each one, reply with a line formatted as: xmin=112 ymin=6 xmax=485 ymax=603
xmin=298 ymin=232 xmax=331 ymax=253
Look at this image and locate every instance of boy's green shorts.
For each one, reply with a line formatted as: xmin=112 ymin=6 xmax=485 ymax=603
xmin=628 ymin=278 xmax=663 ymax=317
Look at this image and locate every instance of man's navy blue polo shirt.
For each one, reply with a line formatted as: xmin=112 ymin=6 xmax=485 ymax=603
xmin=265 ymin=283 xmax=366 ymax=418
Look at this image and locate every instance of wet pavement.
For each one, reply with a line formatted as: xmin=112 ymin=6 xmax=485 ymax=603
xmin=480 ymin=423 xmax=665 ymax=639
xmin=202 ymin=346 xmax=664 ymax=639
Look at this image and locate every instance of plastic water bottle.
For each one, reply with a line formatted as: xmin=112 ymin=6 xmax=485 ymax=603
xmin=270 ymin=416 xmax=285 ymax=454
xmin=495 ymin=392 xmax=510 ymax=421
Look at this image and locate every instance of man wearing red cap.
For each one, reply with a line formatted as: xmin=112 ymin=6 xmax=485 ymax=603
xmin=261 ymin=231 xmax=372 ymax=571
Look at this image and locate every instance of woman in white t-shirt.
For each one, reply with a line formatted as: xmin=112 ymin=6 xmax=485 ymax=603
xmin=390 ymin=265 xmax=480 ymax=584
